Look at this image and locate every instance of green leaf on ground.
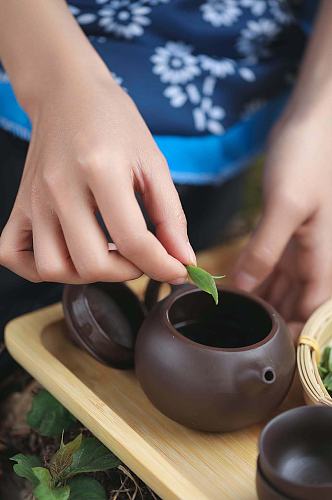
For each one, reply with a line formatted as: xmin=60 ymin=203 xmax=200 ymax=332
xmin=27 ymin=390 xmax=76 ymax=437
xmin=32 ymin=467 xmax=70 ymax=500
xmin=69 ymin=477 xmax=107 ymax=500
xmin=186 ymin=265 xmax=225 ymax=305
xmin=65 ymin=437 xmax=120 ymax=478
xmin=10 ymin=454 xmax=42 ymax=486
xmin=50 ymin=434 xmax=82 ymax=481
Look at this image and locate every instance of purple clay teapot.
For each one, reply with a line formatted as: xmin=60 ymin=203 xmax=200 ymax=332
xmin=135 ymin=281 xmax=296 ymax=432
xmin=63 ymin=280 xmax=295 ymax=432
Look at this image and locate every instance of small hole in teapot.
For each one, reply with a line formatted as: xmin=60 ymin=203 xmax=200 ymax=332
xmin=169 ymin=289 xmax=273 ymax=349
xmin=263 ymin=367 xmax=276 ymax=383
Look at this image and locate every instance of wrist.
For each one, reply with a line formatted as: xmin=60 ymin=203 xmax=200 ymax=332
xmin=273 ymin=85 xmax=332 ymax=139
xmin=17 ymin=51 xmax=112 ymax=119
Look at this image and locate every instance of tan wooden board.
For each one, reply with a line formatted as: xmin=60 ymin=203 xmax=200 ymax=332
xmin=5 ymin=238 xmax=304 ymax=500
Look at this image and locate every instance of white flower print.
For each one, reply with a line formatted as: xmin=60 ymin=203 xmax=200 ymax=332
xmin=68 ymin=5 xmax=80 ymax=15
xmin=98 ymin=1 xmax=151 ymax=38
xmin=162 ymin=74 xmax=225 ymax=134
xmin=199 ymin=56 xmax=235 ymax=78
xmin=152 ymin=44 xmax=233 ymax=134
xmin=144 ymin=0 xmax=170 ymax=4
xmin=164 ymin=81 xmax=205 ymax=108
xmin=68 ymin=5 xmax=97 ymax=24
xmin=164 ymin=85 xmax=188 ymax=107
xmin=202 ymin=76 xmax=216 ymax=97
xmin=89 ymin=35 xmax=108 ymax=43
xmin=193 ymin=97 xmax=225 ymax=134
xmin=237 ymin=19 xmax=280 ymax=60
xmin=151 ymin=42 xmax=201 ymax=84
xmin=238 ymin=67 xmax=255 ymax=82
xmin=240 ymin=0 xmax=266 ymax=16
xmin=200 ymin=0 xmax=242 ymax=28
xmin=186 ymin=83 xmax=201 ymax=104
xmin=269 ymin=0 xmax=294 ymax=24
xmin=111 ymin=72 xmax=124 ymax=87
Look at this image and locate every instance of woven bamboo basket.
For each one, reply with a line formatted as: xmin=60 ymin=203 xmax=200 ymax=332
xmin=297 ymin=298 xmax=332 ymax=406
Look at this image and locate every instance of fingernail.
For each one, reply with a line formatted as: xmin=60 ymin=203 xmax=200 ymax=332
xmin=170 ymin=277 xmax=187 ymax=285
xmin=187 ymin=241 xmax=197 ymax=265
xmin=234 ymin=271 xmax=257 ymax=291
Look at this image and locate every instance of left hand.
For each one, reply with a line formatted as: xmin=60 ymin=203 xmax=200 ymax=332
xmin=233 ymin=109 xmax=332 ymax=335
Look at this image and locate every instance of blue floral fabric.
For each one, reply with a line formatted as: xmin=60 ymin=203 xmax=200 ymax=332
xmin=0 ymin=0 xmax=317 ymax=184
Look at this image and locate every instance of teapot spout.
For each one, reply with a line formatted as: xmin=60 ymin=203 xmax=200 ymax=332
xmin=239 ymin=366 xmax=276 ymax=394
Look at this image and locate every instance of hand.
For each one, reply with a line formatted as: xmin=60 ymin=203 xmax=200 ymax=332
xmin=0 ymin=72 xmax=195 ymax=284
xmin=233 ymin=111 xmax=332 ymax=330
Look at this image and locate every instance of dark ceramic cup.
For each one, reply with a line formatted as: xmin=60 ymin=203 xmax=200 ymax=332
xmin=63 ymin=282 xmax=145 ymax=368
xmin=256 ymin=459 xmax=291 ymax=500
xmin=258 ymin=406 xmax=332 ymax=500
xmin=135 ymin=281 xmax=295 ymax=432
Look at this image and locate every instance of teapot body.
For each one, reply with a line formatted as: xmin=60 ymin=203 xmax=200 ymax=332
xmin=135 ymin=286 xmax=295 ymax=432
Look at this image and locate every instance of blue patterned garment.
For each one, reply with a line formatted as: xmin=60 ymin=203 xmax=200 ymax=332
xmin=0 ymin=0 xmax=317 ymax=184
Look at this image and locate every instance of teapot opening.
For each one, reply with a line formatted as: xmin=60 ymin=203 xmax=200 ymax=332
xmin=168 ymin=289 xmax=273 ymax=349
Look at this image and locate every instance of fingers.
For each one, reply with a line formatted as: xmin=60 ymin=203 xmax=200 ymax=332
xmin=31 ymin=203 xmax=81 ymax=284
xmin=142 ymin=155 xmax=196 ymax=265
xmin=54 ymin=190 xmax=142 ymax=282
xmin=88 ymin=162 xmax=188 ymax=283
xmin=278 ymin=284 xmax=300 ymax=322
xmin=266 ymin=273 xmax=290 ymax=310
xmin=298 ymin=274 xmax=332 ymax=321
xmin=233 ymin=195 xmax=304 ymax=292
xmin=296 ymin=211 xmax=332 ymax=320
xmin=0 ymin=211 xmax=41 ymax=282
xmin=254 ymin=269 xmax=279 ymax=300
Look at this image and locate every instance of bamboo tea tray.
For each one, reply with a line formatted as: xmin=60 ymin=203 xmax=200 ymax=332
xmin=5 ymin=239 xmax=303 ymax=499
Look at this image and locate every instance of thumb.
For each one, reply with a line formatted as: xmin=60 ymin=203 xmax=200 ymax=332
xmin=233 ymin=196 xmax=302 ymax=291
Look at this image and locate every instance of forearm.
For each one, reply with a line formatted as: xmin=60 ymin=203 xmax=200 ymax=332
xmin=285 ymin=0 xmax=332 ymax=119
xmin=0 ymin=0 xmax=109 ymax=115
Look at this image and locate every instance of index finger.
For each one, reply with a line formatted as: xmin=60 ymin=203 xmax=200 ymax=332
xmin=89 ymin=165 xmax=187 ymax=283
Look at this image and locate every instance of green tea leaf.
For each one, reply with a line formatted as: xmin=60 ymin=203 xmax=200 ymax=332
xmin=27 ymin=390 xmax=76 ymax=437
xmin=10 ymin=454 xmax=42 ymax=486
xmin=50 ymin=434 xmax=82 ymax=481
xmin=320 ymin=347 xmax=331 ymax=371
xmin=186 ymin=265 xmax=224 ymax=305
xmin=32 ymin=467 xmax=70 ymax=500
xmin=65 ymin=437 xmax=120 ymax=478
xmin=323 ymin=372 xmax=332 ymax=392
xmin=318 ymin=365 xmax=328 ymax=379
xmin=69 ymin=477 xmax=107 ymax=500
xmin=328 ymin=348 xmax=332 ymax=373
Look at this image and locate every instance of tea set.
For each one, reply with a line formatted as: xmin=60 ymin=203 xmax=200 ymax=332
xmin=62 ymin=278 xmax=332 ymax=499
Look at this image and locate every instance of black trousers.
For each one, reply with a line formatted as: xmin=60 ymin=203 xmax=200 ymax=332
xmin=0 ymin=129 xmax=245 ymax=374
